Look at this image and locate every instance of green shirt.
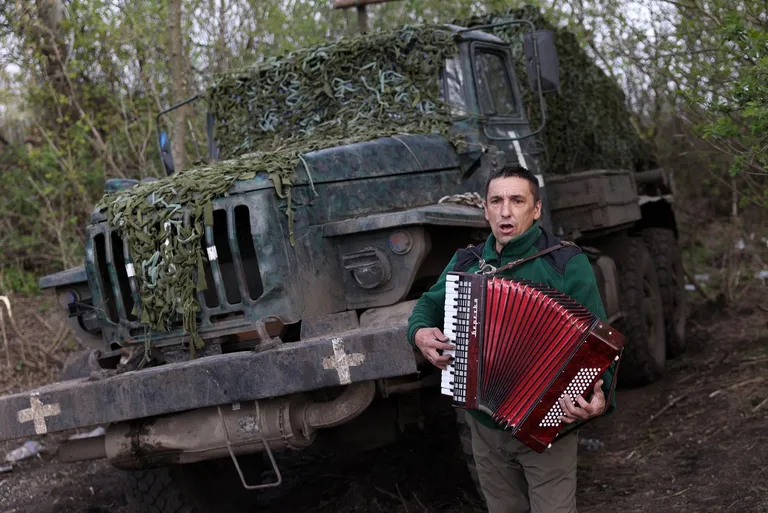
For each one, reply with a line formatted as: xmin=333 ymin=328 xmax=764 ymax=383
xmin=406 ymin=221 xmax=617 ymax=429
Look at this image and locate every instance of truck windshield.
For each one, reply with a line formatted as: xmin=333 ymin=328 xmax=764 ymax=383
xmin=473 ymin=50 xmax=518 ymax=117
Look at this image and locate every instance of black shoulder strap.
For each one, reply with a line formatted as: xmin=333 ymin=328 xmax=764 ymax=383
xmin=535 ymin=229 xmax=583 ymax=274
xmin=491 ymin=240 xmax=578 ymax=275
xmin=452 ymin=233 xmax=580 ymax=275
xmin=453 ymin=242 xmax=486 ymax=272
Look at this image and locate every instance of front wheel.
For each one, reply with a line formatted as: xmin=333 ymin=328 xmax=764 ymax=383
xmin=124 ymin=456 xmax=269 ymax=513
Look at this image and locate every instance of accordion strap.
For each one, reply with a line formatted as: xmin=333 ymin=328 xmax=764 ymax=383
xmin=481 ymin=240 xmax=579 ymax=275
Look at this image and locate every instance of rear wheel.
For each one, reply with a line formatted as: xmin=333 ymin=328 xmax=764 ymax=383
xmin=613 ymin=236 xmax=666 ymax=387
xmin=641 ymin=228 xmax=687 ymax=358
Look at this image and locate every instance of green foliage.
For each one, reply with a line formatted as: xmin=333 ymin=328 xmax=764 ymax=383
xmin=0 ymin=267 xmax=41 ymax=296
xmin=0 ymin=141 xmax=100 ymax=273
xmin=690 ymin=11 xmax=767 ymax=195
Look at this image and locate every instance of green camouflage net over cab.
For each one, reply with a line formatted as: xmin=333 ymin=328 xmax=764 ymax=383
xmin=96 ymin=24 xmax=461 ymax=352
xmin=458 ymin=6 xmax=656 ymax=174
xmin=205 ymin=24 xmax=460 ymax=159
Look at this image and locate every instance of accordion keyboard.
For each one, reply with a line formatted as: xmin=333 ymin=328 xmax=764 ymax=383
xmin=442 ymin=274 xmax=469 ymax=404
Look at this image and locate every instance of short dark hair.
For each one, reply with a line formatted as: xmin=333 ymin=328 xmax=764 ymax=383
xmin=484 ymin=164 xmax=540 ymax=203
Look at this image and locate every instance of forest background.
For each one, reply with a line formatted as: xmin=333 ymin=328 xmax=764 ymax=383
xmin=0 ymin=0 xmax=765 ymax=303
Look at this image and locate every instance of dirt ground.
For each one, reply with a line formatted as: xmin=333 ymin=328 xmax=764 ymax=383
xmin=1 ymin=290 xmax=767 ymax=513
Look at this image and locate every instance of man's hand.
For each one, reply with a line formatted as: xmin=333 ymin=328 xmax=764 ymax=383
xmin=559 ymin=379 xmax=606 ymax=423
xmin=414 ymin=327 xmax=454 ymax=370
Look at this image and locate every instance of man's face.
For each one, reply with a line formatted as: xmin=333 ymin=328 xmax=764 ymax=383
xmin=484 ymin=176 xmax=542 ymax=248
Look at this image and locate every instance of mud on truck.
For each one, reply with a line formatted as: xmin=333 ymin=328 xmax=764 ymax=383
xmin=0 ymin=10 xmax=686 ymax=513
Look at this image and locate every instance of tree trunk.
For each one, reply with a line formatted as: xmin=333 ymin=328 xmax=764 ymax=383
xmin=218 ymin=0 xmax=228 ymax=73
xmin=168 ymin=0 xmax=187 ymax=173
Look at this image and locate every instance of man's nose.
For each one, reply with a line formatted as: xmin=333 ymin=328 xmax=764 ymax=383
xmin=500 ymin=200 xmax=512 ymax=217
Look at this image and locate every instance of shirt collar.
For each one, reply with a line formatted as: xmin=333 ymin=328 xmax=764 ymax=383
xmin=482 ymin=220 xmax=542 ymax=263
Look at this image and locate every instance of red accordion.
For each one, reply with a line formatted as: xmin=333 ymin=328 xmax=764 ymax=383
xmin=441 ymin=272 xmax=625 ymax=453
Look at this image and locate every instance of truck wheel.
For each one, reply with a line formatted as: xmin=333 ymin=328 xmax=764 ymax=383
xmin=125 ymin=459 xmax=257 ymax=513
xmin=614 ymin=236 xmax=666 ymax=387
xmin=641 ymin=228 xmax=687 ymax=358
xmin=125 ymin=467 xmax=193 ymax=513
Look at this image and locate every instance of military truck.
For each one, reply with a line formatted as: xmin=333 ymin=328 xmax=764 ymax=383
xmin=0 ymin=17 xmax=685 ymax=513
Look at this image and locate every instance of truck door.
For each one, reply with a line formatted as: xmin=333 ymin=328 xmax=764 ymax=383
xmin=469 ymin=42 xmax=553 ymax=232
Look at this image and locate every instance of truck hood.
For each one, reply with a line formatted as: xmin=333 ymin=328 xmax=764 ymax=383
xmin=89 ymin=133 xmax=461 ymax=225
xmin=228 ymin=133 xmax=460 ymax=195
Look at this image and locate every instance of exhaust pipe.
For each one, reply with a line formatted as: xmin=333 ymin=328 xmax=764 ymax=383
xmin=60 ymin=381 xmax=376 ymax=469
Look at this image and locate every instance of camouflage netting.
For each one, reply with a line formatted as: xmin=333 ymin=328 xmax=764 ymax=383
xmin=96 ymin=24 xmax=462 ymax=352
xmin=206 ymin=25 xmax=462 ymax=159
xmin=457 ymin=6 xmax=656 ymax=174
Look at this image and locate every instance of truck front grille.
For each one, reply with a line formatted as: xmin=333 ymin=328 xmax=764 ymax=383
xmin=88 ymin=201 xmax=264 ymax=343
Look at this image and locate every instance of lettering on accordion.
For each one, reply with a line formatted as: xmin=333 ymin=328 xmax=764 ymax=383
xmin=441 ymin=272 xmax=625 ymax=453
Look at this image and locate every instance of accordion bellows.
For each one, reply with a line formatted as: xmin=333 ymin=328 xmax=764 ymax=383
xmin=442 ymin=272 xmax=625 ymax=453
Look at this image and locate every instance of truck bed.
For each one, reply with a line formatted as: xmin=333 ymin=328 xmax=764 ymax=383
xmin=546 ymin=169 xmax=642 ymax=238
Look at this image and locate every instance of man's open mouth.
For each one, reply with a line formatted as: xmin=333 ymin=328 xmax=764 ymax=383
xmin=500 ymin=223 xmax=515 ymax=233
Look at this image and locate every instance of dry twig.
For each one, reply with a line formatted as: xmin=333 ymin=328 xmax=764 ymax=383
xmin=752 ymin=397 xmax=768 ymax=412
xmin=683 ymin=267 xmax=712 ymax=300
xmin=739 ymin=356 xmax=768 ymax=366
xmin=647 ymin=393 xmax=689 ymax=424
xmin=655 ymin=487 xmax=692 ymax=500
xmin=709 ymin=377 xmax=766 ymax=398
xmin=1 ymin=299 xmax=10 ymax=369
xmin=31 ymin=311 xmax=56 ymax=333
xmin=0 ymin=296 xmax=65 ymax=384
xmin=412 ymin=492 xmax=428 ymax=512
xmin=395 ymin=484 xmax=410 ymax=513
xmin=375 ymin=486 xmax=405 ymax=504
xmin=47 ymin=321 xmax=69 ymax=355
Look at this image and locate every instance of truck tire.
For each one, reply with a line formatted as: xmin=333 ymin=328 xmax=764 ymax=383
xmin=124 ymin=459 xmax=258 ymax=513
xmin=125 ymin=467 xmax=193 ymax=513
xmin=641 ymin=228 xmax=687 ymax=358
xmin=614 ymin=236 xmax=666 ymax=387
xmin=60 ymin=349 xmax=92 ymax=381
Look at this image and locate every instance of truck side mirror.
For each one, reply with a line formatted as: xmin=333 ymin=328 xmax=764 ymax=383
xmin=159 ymin=130 xmax=175 ymax=176
xmin=523 ymin=29 xmax=560 ymax=93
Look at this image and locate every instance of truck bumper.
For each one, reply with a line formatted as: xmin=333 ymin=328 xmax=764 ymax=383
xmin=0 ymin=324 xmax=416 ymax=443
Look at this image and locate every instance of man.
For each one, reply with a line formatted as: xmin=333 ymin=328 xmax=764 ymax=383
xmin=407 ymin=164 xmax=616 ymax=513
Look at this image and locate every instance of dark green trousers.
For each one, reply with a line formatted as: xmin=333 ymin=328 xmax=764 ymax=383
xmin=466 ymin=414 xmax=579 ymax=513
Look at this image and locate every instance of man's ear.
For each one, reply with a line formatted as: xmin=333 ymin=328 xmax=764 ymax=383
xmin=533 ymin=200 xmax=542 ymax=220
xmin=484 ymin=203 xmax=489 ymax=222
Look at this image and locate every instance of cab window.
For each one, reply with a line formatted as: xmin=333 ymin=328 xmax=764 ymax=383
xmin=473 ymin=50 xmax=518 ymax=117
xmin=441 ymin=56 xmax=467 ymax=116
